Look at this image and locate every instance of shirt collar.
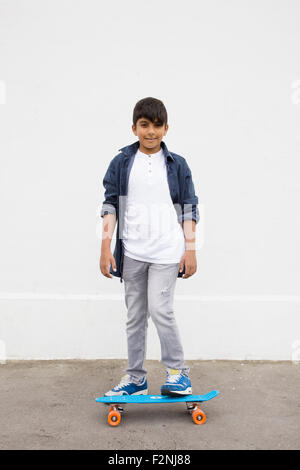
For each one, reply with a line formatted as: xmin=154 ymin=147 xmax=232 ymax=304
xmin=137 ymin=147 xmax=163 ymax=158
xmin=118 ymin=140 xmax=174 ymax=162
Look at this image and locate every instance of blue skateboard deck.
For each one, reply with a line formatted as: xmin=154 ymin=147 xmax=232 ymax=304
xmin=95 ymin=390 xmax=219 ymax=426
xmin=96 ymin=390 xmax=219 ymax=404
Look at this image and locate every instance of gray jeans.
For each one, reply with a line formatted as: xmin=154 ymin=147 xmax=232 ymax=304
xmin=122 ymin=254 xmax=190 ymax=382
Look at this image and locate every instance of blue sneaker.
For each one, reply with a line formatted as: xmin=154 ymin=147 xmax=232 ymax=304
xmin=104 ymin=374 xmax=148 ymax=396
xmin=161 ymin=368 xmax=192 ymax=396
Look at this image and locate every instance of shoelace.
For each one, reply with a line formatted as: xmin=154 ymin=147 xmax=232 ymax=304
xmin=114 ymin=374 xmax=131 ymax=390
xmin=167 ymin=373 xmax=181 ymax=383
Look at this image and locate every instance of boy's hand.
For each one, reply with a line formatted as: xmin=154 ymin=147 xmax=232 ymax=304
xmin=100 ymin=250 xmax=117 ymax=279
xmin=179 ymin=251 xmax=197 ymax=279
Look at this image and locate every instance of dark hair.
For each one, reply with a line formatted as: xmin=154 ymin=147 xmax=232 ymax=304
xmin=133 ymin=97 xmax=168 ymax=127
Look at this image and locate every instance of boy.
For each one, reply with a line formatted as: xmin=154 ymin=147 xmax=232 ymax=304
xmin=100 ymin=97 xmax=199 ymax=396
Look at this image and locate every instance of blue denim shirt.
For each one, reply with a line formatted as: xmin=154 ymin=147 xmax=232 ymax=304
xmin=101 ymin=140 xmax=200 ymax=283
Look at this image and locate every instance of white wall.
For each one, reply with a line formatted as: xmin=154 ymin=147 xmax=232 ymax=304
xmin=1 ymin=0 xmax=300 ymax=360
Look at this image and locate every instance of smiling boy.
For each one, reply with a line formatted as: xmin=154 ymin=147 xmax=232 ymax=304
xmin=100 ymin=97 xmax=199 ymax=396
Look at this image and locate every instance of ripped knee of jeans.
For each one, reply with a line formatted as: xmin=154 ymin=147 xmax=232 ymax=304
xmin=161 ymin=285 xmax=170 ymax=295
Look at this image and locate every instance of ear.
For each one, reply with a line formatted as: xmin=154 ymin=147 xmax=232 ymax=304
xmin=164 ymin=124 xmax=169 ymax=135
xmin=132 ymin=124 xmax=137 ymax=136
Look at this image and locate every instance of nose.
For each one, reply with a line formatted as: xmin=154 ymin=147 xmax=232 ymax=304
xmin=147 ymin=129 xmax=156 ymax=137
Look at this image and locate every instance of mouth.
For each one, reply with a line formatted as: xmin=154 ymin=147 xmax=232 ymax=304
xmin=145 ymin=138 xmax=156 ymax=141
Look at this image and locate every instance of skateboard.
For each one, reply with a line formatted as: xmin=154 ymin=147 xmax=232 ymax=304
xmin=95 ymin=390 xmax=219 ymax=426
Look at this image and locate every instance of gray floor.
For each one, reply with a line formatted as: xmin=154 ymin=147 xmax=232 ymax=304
xmin=0 ymin=360 xmax=299 ymax=450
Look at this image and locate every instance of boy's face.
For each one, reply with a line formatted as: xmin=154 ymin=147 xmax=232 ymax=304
xmin=132 ymin=117 xmax=168 ymax=154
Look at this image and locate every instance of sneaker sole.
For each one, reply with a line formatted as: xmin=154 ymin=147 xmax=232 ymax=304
xmin=131 ymin=389 xmax=148 ymax=396
xmin=161 ymin=387 xmax=192 ymax=396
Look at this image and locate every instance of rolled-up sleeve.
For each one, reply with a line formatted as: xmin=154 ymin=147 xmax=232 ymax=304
xmin=100 ymin=158 xmax=118 ymax=218
xmin=178 ymin=161 xmax=200 ymax=224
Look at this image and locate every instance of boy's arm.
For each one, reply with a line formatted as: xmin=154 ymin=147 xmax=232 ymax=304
xmin=100 ymin=157 xmax=118 ymax=278
xmin=101 ymin=213 xmax=117 ymax=252
xmin=179 ymin=161 xmax=200 ymax=225
xmin=100 ymin=214 xmax=117 ymax=278
xmin=179 ymin=220 xmax=197 ymax=279
xmin=182 ymin=219 xmax=196 ymax=252
xmin=100 ymin=157 xmax=118 ymax=219
xmin=179 ymin=160 xmax=199 ymax=279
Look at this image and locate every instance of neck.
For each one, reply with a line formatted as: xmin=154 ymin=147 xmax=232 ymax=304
xmin=138 ymin=143 xmax=162 ymax=155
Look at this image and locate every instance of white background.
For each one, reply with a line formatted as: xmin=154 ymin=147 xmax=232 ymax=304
xmin=0 ymin=0 xmax=300 ymax=359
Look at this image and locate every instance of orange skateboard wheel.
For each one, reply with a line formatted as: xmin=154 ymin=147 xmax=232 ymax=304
xmin=192 ymin=407 xmax=206 ymax=425
xmin=108 ymin=409 xmax=121 ymax=427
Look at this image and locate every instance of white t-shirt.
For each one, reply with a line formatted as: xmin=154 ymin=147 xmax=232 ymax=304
xmin=122 ymin=147 xmax=186 ymax=263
